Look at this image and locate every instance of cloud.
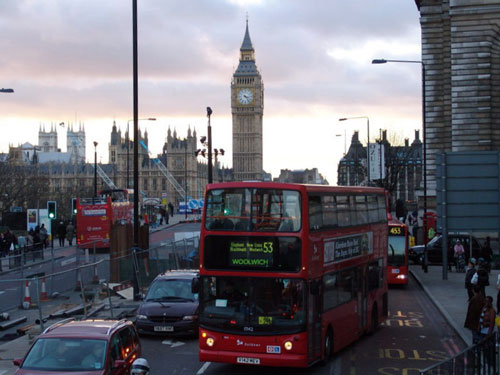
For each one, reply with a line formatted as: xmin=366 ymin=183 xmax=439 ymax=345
xmin=0 ymin=0 xmax=423 ymax=185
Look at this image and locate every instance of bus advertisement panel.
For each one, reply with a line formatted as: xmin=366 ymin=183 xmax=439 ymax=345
xmin=387 ymin=219 xmax=409 ymax=285
xmin=76 ymin=189 xmax=132 ymax=249
xmin=197 ymin=182 xmax=388 ymax=368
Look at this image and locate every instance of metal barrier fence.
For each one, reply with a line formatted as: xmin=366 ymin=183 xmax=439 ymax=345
xmin=420 ymin=333 xmax=497 ymax=374
xmin=0 ymin=235 xmax=199 ymax=314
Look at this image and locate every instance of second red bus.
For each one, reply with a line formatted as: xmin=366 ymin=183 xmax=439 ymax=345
xmin=387 ymin=218 xmax=409 ymax=285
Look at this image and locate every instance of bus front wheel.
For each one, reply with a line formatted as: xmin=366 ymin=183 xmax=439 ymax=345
xmin=320 ymin=330 xmax=333 ymax=365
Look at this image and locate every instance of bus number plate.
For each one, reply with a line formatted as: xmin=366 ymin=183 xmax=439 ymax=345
xmin=236 ymin=357 xmax=260 ymax=365
xmin=267 ymin=345 xmax=281 ymax=354
xmin=391 ymin=269 xmax=400 ymax=274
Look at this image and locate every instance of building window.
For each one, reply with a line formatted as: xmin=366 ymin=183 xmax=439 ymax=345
xmin=143 ymin=178 xmax=148 ymax=190
xmin=111 ymin=151 xmax=116 ymax=163
xmin=152 ymin=178 xmax=157 ymax=191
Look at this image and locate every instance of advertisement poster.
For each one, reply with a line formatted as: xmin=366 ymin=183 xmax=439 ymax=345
xmin=27 ymin=209 xmax=38 ymax=231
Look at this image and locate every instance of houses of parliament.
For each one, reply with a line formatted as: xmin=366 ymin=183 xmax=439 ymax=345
xmin=2 ymin=23 xmax=269 ymax=217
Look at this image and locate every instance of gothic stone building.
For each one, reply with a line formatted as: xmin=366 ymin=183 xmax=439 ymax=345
xmin=337 ymin=130 xmax=423 ymax=204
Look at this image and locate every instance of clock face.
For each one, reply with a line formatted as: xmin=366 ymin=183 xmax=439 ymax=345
xmin=237 ymin=88 xmax=253 ymax=105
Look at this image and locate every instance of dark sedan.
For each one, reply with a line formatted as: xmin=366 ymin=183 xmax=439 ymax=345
xmin=135 ymin=270 xmax=199 ymax=336
xmin=409 ymin=234 xmax=482 ymax=264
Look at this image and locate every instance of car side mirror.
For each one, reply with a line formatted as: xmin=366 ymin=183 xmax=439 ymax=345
xmin=192 ymin=277 xmax=200 ymax=294
xmin=112 ymin=359 xmax=126 ymax=369
xmin=13 ymin=358 xmax=22 ymax=367
xmin=310 ymin=280 xmax=320 ymax=295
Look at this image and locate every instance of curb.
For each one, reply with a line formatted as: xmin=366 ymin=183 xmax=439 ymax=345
xmin=409 ymin=269 xmax=471 ymax=346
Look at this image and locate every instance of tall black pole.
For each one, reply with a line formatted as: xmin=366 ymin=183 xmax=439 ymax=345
xmin=93 ymin=141 xmax=98 ymax=197
xmin=132 ymin=0 xmax=140 ymax=301
xmin=126 ymin=121 xmax=130 ymax=189
xmin=207 ymin=107 xmax=213 ymax=184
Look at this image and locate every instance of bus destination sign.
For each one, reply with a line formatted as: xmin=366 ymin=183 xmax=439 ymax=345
xmin=323 ymin=233 xmax=372 ymax=264
xmin=229 ymin=239 xmax=274 ymax=268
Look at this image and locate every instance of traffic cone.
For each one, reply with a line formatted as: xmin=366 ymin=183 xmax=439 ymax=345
xmin=23 ymin=281 xmax=31 ymax=305
xmin=92 ymin=264 xmax=99 ymax=284
xmin=40 ymin=278 xmax=48 ymax=301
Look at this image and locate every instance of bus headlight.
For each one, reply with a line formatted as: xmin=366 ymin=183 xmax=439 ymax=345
xmin=284 ymin=341 xmax=293 ymax=351
xmin=206 ymin=337 xmax=215 ymax=347
xmin=396 ymin=274 xmax=407 ymax=280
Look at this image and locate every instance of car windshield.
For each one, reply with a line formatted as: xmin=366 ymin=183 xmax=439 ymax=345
xmin=22 ymin=338 xmax=107 ymax=372
xmin=200 ymin=276 xmax=306 ymax=335
xmin=388 ymin=235 xmax=406 ymax=267
xmin=146 ymin=279 xmax=198 ymax=302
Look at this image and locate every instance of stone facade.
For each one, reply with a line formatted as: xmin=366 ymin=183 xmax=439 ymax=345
xmin=231 ymin=22 xmax=264 ymax=181
xmin=415 ymin=0 xmax=500 ymax=198
xmin=274 ymin=168 xmax=329 ymax=185
xmin=337 ymin=130 xmax=423 ymax=203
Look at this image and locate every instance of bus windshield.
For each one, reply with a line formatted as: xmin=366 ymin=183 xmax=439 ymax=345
xmin=388 ymin=235 xmax=406 ymax=267
xmin=200 ymin=276 xmax=306 ymax=335
xmin=205 ymin=188 xmax=301 ymax=232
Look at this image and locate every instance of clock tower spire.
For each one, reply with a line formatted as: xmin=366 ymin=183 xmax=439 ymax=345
xmin=231 ymin=20 xmax=264 ymax=181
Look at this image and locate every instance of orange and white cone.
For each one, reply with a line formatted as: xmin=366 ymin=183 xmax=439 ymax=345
xmin=23 ymin=281 xmax=31 ymax=305
xmin=40 ymin=278 xmax=48 ymax=301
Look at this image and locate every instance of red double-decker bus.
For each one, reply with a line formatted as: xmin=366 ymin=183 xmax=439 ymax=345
xmin=76 ymin=189 xmax=133 ymax=249
xmin=387 ymin=218 xmax=409 ymax=285
xmin=197 ymin=182 xmax=389 ymax=367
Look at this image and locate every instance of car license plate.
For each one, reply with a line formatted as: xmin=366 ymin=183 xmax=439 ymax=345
xmin=154 ymin=326 xmax=174 ymax=332
xmin=236 ymin=357 xmax=260 ymax=365
xmin=392 ymin=269 xmax=400 ymax=274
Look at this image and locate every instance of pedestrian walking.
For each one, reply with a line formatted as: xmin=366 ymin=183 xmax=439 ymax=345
xmin=465 ymin=286 xmax=486 ymax=344
xmin=477 ymin=259 xmax=490 ymax=296
xmin=39 ymin=224 xmax=48 ymax=249
xmin=478 ymin=296 xmax=496 ymax=340
xmin=465 ymin=258 xmax=477 ymax=300
xmin=66 ymin=222 xmax=74 ymax=246
xmin=454 ymin=240 xmax=465 ymax=272
xmin=57 ymin=221 xmax=66 ymax=247
xmin=481 ymin=237 xmax=493 ymax=274
xmin=168 ymin=202 xmax=174 ymax=218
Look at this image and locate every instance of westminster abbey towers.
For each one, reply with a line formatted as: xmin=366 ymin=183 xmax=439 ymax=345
xmin=231 ymin=22 xmax=264 ymax=181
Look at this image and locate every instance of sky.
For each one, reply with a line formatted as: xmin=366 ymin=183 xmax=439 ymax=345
xmin=0 ymin=0 xmax=422 ymax=185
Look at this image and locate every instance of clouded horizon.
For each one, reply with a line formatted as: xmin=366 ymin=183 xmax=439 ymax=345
xmin=0 ymin=0 xmax=422 ymax=185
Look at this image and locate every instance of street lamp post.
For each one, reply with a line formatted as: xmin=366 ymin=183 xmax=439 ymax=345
xmin=93 ymin=142 xmax=98 ymax=197
xmin=339 ymin=117 xmax=370 ymax=186
xmin=372 ymin=58 xmax=429 ymax=274
xmin=126 ymin=118 xmax=156 ymax=189
xmin=206 ymin=107 xmax=213 ymax=183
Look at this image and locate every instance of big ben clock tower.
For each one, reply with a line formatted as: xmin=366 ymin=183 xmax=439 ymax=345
xmin=231 ymin=21 xmax=264 ymax=181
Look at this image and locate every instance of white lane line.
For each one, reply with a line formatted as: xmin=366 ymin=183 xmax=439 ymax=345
xmin=170 ymin=341 xmax=185 ymax=348
xmin=0 ymin=370 xmax=8 ymax=375
xmin=196 ymin=362 xmax=211 ymax=374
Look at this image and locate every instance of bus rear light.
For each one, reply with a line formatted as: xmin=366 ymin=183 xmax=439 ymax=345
xmin=230 ymin=320 xmax=236 ymax=325
xmin=284 ymin=341 xmax=293 ymax=351
xmin=206 ymin=337 xmax=215 ymax=347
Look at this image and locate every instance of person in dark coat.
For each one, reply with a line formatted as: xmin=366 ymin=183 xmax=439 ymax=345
xmin=465 ymin=258 xmax=477 ymax=300
xmin=464 ymin=286 xmax=485 ymax=344
xmin=57 ymin=221 xmax=66 ymax=247
xmin=476 ymin=259 xmax=490 ymax=297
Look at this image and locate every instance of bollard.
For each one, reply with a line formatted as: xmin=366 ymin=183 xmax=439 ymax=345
xmin=92 ymin=264 xmax=99 ymax=284
xmin=85 ymin=248 xmax=90 ymax=264
xmin=74 ymin=268 xmax=82 ymax=291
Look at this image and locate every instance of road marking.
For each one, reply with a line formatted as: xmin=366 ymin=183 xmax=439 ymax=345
xmin=0 ymin=370 xmax=8 ymax=375
xmin=197 ymin=362 xmax=211 ymax=374
xmin=161 ymin=339 xmax=185 ymax=348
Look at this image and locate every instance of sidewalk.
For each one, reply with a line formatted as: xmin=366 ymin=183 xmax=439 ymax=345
xmin=410 ymin=264 xmax=499 ymax=347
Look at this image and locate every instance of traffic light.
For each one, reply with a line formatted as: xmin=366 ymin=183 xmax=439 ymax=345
xmin=72 ymin=198 xmax=77 ymax=215
xmin=47 ymin=201 xmax=57 ymax=219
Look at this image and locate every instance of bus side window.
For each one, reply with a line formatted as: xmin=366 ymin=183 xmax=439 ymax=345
xmin=368 ymin=261 xmax=381 ymax=291
xmin=336 ymin=195 xmax=350 ymax=227
xmin=323 ymin=273 xmax=339 ymax=311
xmin=355 ymin=195 xmax=368 ymax=225
xmin=308 ymin=195 xmax=322 ymax=230
xmin=367 ymin=195 xmax=378 ymax=223
xmin=322 ymin=195 xmax=337 ymax=229
xmin=377 ymin=195 xmax=387 ymax=222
